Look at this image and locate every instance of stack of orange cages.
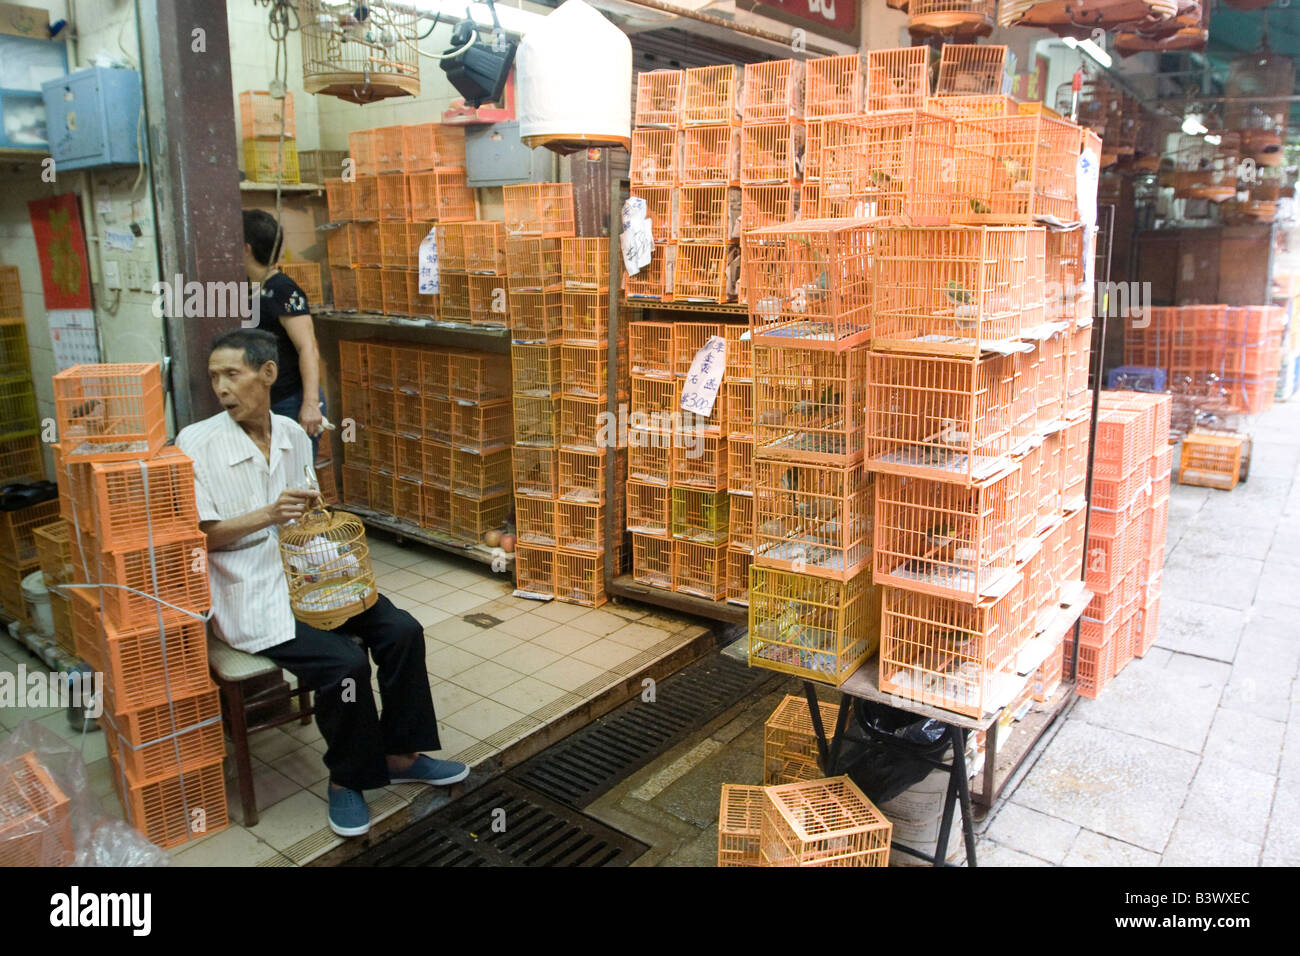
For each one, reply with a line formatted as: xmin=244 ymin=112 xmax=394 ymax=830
xmin=505 ymin=183 xmax=576 ymax=602
xmin=239 ymin=90 xmax=298 ymax=184
xmin=326 ymin=123 xmax=469 ymax=315
xmin=0 ymin=267 xmax=45 ymax=489
xmin=803 ymin=53 xmax=865 ymax=219
xmin=49 ymin=362 xmax=226 ymax=851
xmin=340 ymin=341 xmax=511 ymax=547
xmin=629 ymin=69 xmax=683 ymax=301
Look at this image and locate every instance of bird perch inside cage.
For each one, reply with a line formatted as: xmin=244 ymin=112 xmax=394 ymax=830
xmin=279 ymin=491 xmax=378 ymax=630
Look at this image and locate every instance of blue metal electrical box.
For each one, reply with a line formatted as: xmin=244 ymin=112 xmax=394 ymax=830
xmin=41 ymin=66 xmax=143 ymax=170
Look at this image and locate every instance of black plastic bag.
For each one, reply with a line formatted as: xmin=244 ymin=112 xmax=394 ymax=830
xmin=839 ymin=699 xmax=952 ymax=805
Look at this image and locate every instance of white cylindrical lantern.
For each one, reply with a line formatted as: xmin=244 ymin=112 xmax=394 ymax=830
xmin=516 ymin=0 xmax=632 ymax=152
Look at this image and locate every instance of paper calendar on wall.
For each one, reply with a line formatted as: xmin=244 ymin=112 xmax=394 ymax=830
xmin=48 ymin=308 xmax=99 ymax=371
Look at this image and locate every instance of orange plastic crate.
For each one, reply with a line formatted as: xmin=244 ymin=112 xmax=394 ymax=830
xmin=741 ymin=122 xmax=805 ymax=184
xmin=325 ymin=178 xmax=354 ymax=221
xmin=681 ymin=65 xmax=740 ymax=126
xmin=1093 ymin=407 xmax=1153 ymax=479
xmin=742 ymin=59 xmax=805 ymax=123
xmin=673 ymin=540 xmax=727 ymax=599
xmin=1178 ymin=432 xmax=1243 ymax=491
xmin=554 ymin=548 xmax=607 ymax=607
xmin=93 ymin=534 xmax=211 ymax=632
xmin=514 ymin=543 xmax=556 ymax=598
xmin=935 ymin=44 xmax=1007 ymax=95
xmin=53 ymin=363 xmax=166 ymax=462
xmin=103 ymin=686 xmax=224 ymax=782
xmin=0 ymin=752 xmax=74 ymax=867
xmin=451 ymin=400 xmax=512 ymax=453
xmin=630 ymin=129 xmax=680 ymax=186
xmin=632 ymin=532 xmax=674 ymax=590
xmin=353 ymin=175 xmax=379 ymax=220
xmin=740 ymin=185 xmax=797 ymax=233
xmin=330 ymin=267 xmax=358 ymax=310
xmin=1085 ymin=525 xmax=1140 ymax=593
xmin=110 ymin=753 xmax=228 ymax=850
xmin=748 ymin=567 xmax=880 ymax=686
xmin=630 ymin=322 xmax=674 ymax=379
xmin=635 ymin=69 xmax=683 ymax=128
xmin=873 ymin=468 xmax=1019 ymax=601
xmin=865 ymin=47 xmax=931 ymax=113
xmin=866 ymin=351 xmax=1017 ymax=483
xmin=818 ymin=111 xmax=954 ymax=223
xmin=754 ymin=344 xmax=867 ymax=465
xmin=678 ymin=185 xmax=739 ymax=242
xmin=501 ymin=183 xmax=574 ymax=237
xmin=70 ymin=589 xmax=210 ymax=711
xmin=468 ymin=274 xmax=509 ymax=327
xmin=623 ymin=244 xmax=676 ymax=300
xmin=561 ymin=239 xmax=609 ymax=291
xmin=62 ymin=447 xmax=196 ymax=552
xmin=509 ymin=290 xmax=563 ymax=344
xmin=505 ymin=237 xmax=563 ymax=292
xmin=744 ymin=219 xmax=874 ymax=350
xmin=805 ymin=54 xmax=863 ymax=119
xmin=463 ymin=221 xmax=507 ymax=273
xmin=681 ymin=126 xmax=740 ymax=184
xmin=754 ymin=460 xmax=872 ymax=580
xmin=439 ymin=272 xmax=470 ymax=322
xmin=239 ymin=89 xmax=295 ymax=139
xmin=673 ymin=243 xmax=736 ymax=303
xmin=879 ymin=584 xmax=1025 ymax=718
xmin=630 ymin=186 xmax=676 ymax=244
xmin=0 ymin=498 xmax=58 ymax=565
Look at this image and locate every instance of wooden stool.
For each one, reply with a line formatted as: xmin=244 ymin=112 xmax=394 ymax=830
xmin=208 ymin=635 xmax=314 ymax=827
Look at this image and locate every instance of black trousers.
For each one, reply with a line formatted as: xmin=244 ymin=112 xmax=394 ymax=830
xmin=260 ymin=594 xmax=441 ymax=791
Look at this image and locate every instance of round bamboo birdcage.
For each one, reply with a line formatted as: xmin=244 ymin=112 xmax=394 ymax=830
xmin=279 ymin=506 xmax=378 ymax=630
xmin=300 ymin=0 xmax=420 ymax=104
xmin=908 ymin=0 xmax=994 ymax=37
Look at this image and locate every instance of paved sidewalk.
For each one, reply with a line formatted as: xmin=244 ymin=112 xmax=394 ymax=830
xmin=589 ymin=395 xmax=1300 ymax=867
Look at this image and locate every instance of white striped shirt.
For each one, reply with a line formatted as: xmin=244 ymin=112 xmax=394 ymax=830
xmin=176 ymin=410 xmax=316 ymax=653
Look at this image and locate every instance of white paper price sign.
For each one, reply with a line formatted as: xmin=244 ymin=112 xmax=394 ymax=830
xmin=418 ymin=227 xmax=439 ymax=294
xmin=680 ymin=335 xmax=726 ymax=418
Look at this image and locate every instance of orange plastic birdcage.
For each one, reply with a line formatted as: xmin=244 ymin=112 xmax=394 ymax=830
xmin=1093 ymin=407 xmax=1152 ymax=480
xmin=421 ymin=483 xmax=451 ymax=533
xmin=555 ymin=548 xmax=607 ymax=607
xmin=555 ymin=499 xmax=606 ymax=553
xmin=672 ymin=435 xmax=727 ymax=492
xmin=871 ymin=225 xmax=1038 ymax=356
xmin=559 ymin=447 xmax=621 ymax=504
xmin=559 ymin=396 xmax=606 ymax=453
xmin=879 ymin=581 xmax=1025 ymax=719
xmin=379 ymin=222 xmax=426 ymax=269
xmin=740 ymin=122 xmax=806 ymax=184
xmin=108 ymin=753 xmax=228 ymax=851
xmin=725 ymin=547 xmax=752 ymax=606
xmin=462 ymin=222 xmax=507 ymax=274
xmin=673 ymin=539 xmax=727 ymax=600
xmin=762 ymin=695 xmax=842 ymax=785
xmin=341 ymin=463 xmax=370 ymax=508
xmin=560 ymin=344 xmax=626 ymax=401
xmin=0 ymin=499 xmax=57 ymax=566
xmin=376 ymin=172 xmax=411 ymax=220
xmin=743 ymin=219 xmax=875 ymax=350
xmin=805 ymin=55 xmax=863 ymax=119
xmin=874 ymin=467 xmax=1020 ymax=602
xmin=353 ymin=175 xmax=380 ymax=220
xmin=239 ymin=89 xmax=295 ymax=140
xmin=438 ymin=273 xmax=470 ymax=322
xmin=753 ymin=344 xmax=868 ymax=465
xmin=0 ymin=376 xmax=36 ymax=433
xmin=0 ymin=264 xmax=21 ymax=318
xmin=935 ymin=44 xmax=1007 ymax=95
xmin=818 ymin=111 xmax=954 ymax=223
xmin=798 ymin=182 xmax=820 ymax=220
xmin=753 ymin=460 xmax=872 ymax=580
xmin=325 ymin=178 xmax=354 ymax=221
xmin=451 ymin=448 xmax=512 ymax=499
xmin=728 ymin=435 xmax=754 ymax=493
xmin=62 ymin=447 xmax=195 ymax=552
xmin=407 ymin=170 xmax=476 ymax=222
xmin=381 ymin=269 xmax=413 ymax=315
xmin=742 ymin=60 xmax=805 ymax=124
xmin=505 ymin=237 xmax=563 ymax=292
xmin=102 ymin=686 xmax=224 ymax=783
xmin=356 ymin=268 xmax=384 ymax=312
xmin=513 ymin=444 xmax=558 ymax=498
xmin=501 ymin=183 xmax=574 ymax=237
xmin=748 ymin=568 xmax=880 ymax=686
xmin=626 ymin=479 xmax=671 ymax=537
xmin=349 ymin=130 xmax=377 ymax=177
xmin=628 ymin=434 xmax=673 ymax=486
xmin=346 ymin=222 xmax=378 ymax=268
xmin=561 ymin=292 xmax=610 ymax=345
xmin=801 ymin=120 xmax=824 ymax=184
xmin=673 ymin=243 xmax=737 ymax=303
xmin=467 ymin=275 xmax=509 ymax=327
xmin=724 ymin=380 xmax=753 ymax=439
xmin=1178 ymin=431 xmax=1244 ymax=491
xmin=509 ymin=290 xmax=563 ymax=344
xmin=729 ymin=491 xmax=754 ymax=552
xmin=624 ymin=244 xmax=676 ymax=300
xmin=368 ymin=427 xmax=396 ymax=473
xmin=436 ymin=222 xmax=466 ymax=272
xmin=511 ymin=343 xmax=561 ymax=398
xmin=396 ymin=432 xmax=423 ymax=477
xmin=631 ymin=377 xmax=679 ymax=430
xmin=681 ymin=126 xmax=740 ymax=184
xmin=629 ymin=186 xmax=675 ymax=244
xmin=391 ymin=476 xmax=420 ymax=523
xmin=53 ymin=363 xmax=166 ymax=462
xmin=451 ymin=400 xmax=512 ymax=454
xmin=629 ymin=322 xmax=674 ymax=379
xmin=449 ymin=352 xmax=510 ymax=405
xmin=866 ymin=351 xmax=1018 ymax=484
xmin=513 ymin=394 xmax=557 ymax=449
xmin=0 ymin=316 xmax=29 ymax=379
xmin=421 ymin=439 xmax=451 ymax=489
xmin=330 ymin=267 xmax=358 ymax=310
xmin=339 ymin=339 xmax=368 ymax=385
xmin=635 ymin=69 xmax=683 ymax=128
xmin=0 ymin=751 xmax=75 ymax=867
xmin=401 ymin=123 xmax=466 ymax=171
xmin=681 ymin=65 xmax=740 ymax=126
xmin=955 ymin=113 xmax=1079 ymax=224
xmin=514 ymin=543 xmax=556 ymax=598
xmin=926 ymin=94 xmax=1015 ymax=118
xmin=34 ymin=520 xmax=71 ymax=588
xmin=70 ymin=589 xmax=210 ymax=710
xmin=451 ymin=492 xmax=510 ymax=543
xmin=561 ymin=238 xmax=609 ymax=291
xmin=371 ymin=126 xmax=405 ymax=172
xmin=632 ymin=532 xmax=674 ymax=590
xmin=630 ymin=130 xmax=681 ymax=187
xmin=0 ymin=433 xmax=43 ymax=487
xmin=865 ymin=47 xmax=931 ymax=113
xmin=739 ymin=185 xmax=797 ymax=234
xmin=670 ymin=322 xmax=720 ymax=378
xmin=677 ymin=186 xmax=738 ymax=243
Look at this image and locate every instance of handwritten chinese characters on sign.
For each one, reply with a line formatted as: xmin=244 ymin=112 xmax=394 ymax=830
xmin=680 ymin=335 xmax=726 ymax=418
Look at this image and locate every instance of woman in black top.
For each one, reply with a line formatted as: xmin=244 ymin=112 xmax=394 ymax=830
xmin=242 ymin=209 xmax=326 ymax=457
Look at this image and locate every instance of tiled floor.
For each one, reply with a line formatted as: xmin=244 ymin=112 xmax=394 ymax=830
xmin=0 ymin=541 xmax=711 ymax=866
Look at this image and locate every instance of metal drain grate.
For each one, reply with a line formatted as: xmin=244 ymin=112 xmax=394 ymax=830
xmin=344 ymin=778 xmax=647 ymax=867
xmin=510 ymin=653 xmax=776 ymax=808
